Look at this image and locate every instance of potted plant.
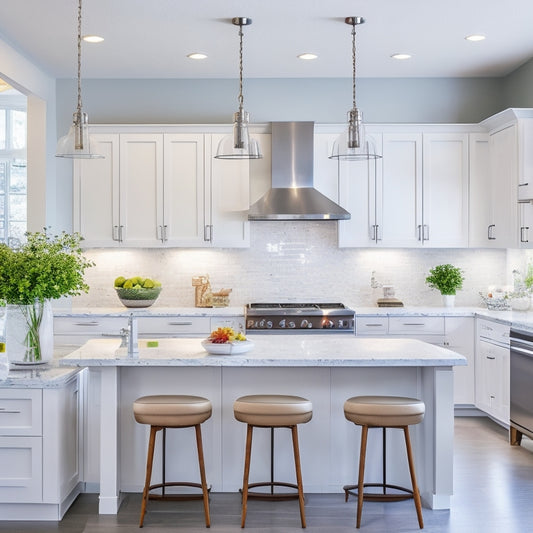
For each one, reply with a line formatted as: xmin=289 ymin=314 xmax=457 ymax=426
xmin=425 ymin=264 xmax=464 ymax=307
xmin=0 ymin=230 xmax=94 ymax=363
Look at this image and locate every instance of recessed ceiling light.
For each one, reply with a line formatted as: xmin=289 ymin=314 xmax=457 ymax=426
xmin=465 ymin=34 xmax=486 ymax=42
xmin=391 ymin=53 xmax=412 ymax=60
xmin=187 ymin=52 xmax=208 ymax=60
xmin=83 ymin=35 xmax=104 ymax=43
xmin=298 ymin=53 xmax=318 ymax=60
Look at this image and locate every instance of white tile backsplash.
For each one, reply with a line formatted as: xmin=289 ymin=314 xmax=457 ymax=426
xmin=73 ymin=221 xmax=511 ymax=309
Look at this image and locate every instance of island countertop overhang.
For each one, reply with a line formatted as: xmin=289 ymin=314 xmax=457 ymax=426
xmin=59 ymin=335 xmax=467 ymax=368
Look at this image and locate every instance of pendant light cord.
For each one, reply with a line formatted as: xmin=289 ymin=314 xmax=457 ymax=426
xmin=77 ymin=0 xmax=83 ymax=115
xmin=238 ymin=23 xmax=244 ymax=109
xmin=351 ymin=22 xmax=357 ymax=110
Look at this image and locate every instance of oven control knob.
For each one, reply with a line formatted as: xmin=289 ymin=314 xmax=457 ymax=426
xmin=266 ymin=320 xmax=273 ymax=329
xmin=259 ymin=319 xmax=266 ymax=328
xmin=279 ymin=319 xmax=286 ymax=328
xmin=322 ymin=319 xmax=334 ymax=329
xmin=300 ymin=319 xmax=310 ymax=328
xmin=288 ymin=321 xmax=296 ymax=329
xmin=246 ymin=319 xmax=255 ymax=329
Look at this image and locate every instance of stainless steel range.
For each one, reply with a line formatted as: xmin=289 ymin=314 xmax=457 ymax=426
xmin=245 ymin=303 xmax=355 ymax=333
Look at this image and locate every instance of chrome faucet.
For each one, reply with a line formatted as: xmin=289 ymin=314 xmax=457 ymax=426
xmin=127 ymin=313 xmax=139 ymax=357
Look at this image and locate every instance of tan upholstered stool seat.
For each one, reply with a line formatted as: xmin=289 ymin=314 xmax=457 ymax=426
xmin=233 ymin=394 xmax=313 ymax=427
xmin=344 ymin=395 xmax=425 ymax=427
xmin=133 ymin=395 xmax=212 ymax=427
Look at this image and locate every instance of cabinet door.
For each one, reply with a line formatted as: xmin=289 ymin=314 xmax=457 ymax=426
xmin=489 ymin=125 xmax=518 ymax=248
xmin=381 ymin=133 xmax=423 ymax=247
xmin=468 ymin=133 xmax=491 ymax=247
xmin=445 ymin=317 xmax=475 ymax=405
xmin=337 ymin=134 xmax=383 ymax=247
xmin=73 ymin=134 xmax=120 ymax=247
xmin=163 ymin=134 xmax=206 ymax=246
xmin=422 ymin=134 xmax=469 ymax=247
xmin=207 ymin=134 xmax=250 ymax=248
xmin=119 ymin=134 xmax=164 ymax=246
xmin=517 ymin=119 xmax=533 ymax=200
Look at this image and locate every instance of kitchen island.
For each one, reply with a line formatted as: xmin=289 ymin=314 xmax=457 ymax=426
xmin=60 ymin=335 xmax=466 ymax=514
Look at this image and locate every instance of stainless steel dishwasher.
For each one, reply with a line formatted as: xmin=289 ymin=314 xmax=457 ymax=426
xmin=510 ymin=328 xmax=533 ymax=445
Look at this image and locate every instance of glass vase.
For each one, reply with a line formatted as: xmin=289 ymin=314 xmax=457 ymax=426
xmin=6 ymin=300 xmax=53 ymax=364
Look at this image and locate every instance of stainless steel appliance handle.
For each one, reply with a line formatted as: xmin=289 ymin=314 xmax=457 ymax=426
xmin=510 ymin=344 xmax=533 ymax=357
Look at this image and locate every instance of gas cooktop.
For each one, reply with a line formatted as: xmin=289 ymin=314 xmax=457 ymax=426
xmin=245 ymin=302 xmax=355 ymax=332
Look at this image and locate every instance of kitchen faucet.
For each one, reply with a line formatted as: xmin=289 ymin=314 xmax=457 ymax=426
xmin=120 ymin=313 xmax=139 ymax=357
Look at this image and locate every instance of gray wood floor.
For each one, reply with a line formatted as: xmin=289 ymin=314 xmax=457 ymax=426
xmin=2 ymin=416 xmax=533 ymax=532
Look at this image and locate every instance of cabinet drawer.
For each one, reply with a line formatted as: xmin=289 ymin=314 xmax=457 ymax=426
xmin=0 ymin=389 xmax=42 ymax=436
xmin=54 ymin=316 xmax=127 ymax=336
xmin=137 ymin=316 xmax=211 ymax=336
xmin=0 ymin=436 xmax=42 ymax=502
xmin=477 ymin=319 xmax=510 ymax=345
xmin=356 ymin=317 xmax=388 ymax=335
xmin=388 ymin=316 xmax=445 ymax=335
xmin=210 ymin=316 xmax=245 ymax=332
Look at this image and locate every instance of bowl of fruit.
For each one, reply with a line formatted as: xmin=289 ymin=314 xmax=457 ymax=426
xmin=201 ymin=327 xmax=253 ymax=355
xmin=114 ymin=276 xmax=162 ymax=308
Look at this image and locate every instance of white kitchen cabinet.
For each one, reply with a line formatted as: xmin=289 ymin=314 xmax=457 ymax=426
xmin=475 ymin=318 xmax=510 ymax=425
xmin=0 ymin=374 xmax=81 ymax=519
xmin=74 ymin=129 xmax=250 ymax=248
xmin=355 ymin=315 xmax=474 ymax=406
xmin=516 ymin=117 xmax=533 ymax=201
xmin=54 ymin=316 xmax=127 ymax=345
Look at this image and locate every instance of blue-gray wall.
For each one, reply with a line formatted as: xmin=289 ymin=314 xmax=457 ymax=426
xmin=56 ymin=76 xmax=506 ymax=135
xmin=503 ymin=58 xmax=533 ymax=108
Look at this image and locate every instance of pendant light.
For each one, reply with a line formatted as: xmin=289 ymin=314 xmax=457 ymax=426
xmin=56 ymin=0 xmax=103 ymax=159
xmin=329 ymin=17 xmax=381 ymax=161
xmin=215 ymin=17 xmax=262 ymax=160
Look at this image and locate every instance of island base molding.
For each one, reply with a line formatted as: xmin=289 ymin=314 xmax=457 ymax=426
xmin=89 ymin=365 xmax=454 ymax=514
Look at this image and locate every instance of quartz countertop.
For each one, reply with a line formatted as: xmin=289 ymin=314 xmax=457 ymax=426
xmin=59 ymin=335 xmax=466 ymax=368
xmin=0 ymin=360 xmax=81 ymax=388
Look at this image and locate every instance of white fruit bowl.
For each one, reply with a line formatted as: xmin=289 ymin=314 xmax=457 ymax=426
xmin=201 ymin=339 xmax=254 ymax=355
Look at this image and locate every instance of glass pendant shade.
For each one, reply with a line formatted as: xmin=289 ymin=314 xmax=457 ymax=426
xmin=215 ymin=109 xmax=262 ymax=159
xmin=56 ymin=111 xmax=103 ymax=159
xmin=330 ymin=109 xmax=381 ymax=161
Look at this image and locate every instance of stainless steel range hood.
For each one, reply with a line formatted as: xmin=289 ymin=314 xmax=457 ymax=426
xmin=248 ymin=122 xmax=350 ymax=220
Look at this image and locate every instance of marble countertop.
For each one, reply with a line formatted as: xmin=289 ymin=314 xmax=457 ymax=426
xmin=54 ymin=306 xmax=245 ymax=317
xmin=0 ymin=361 xmax=81 ymax=388
xmin=59 ymin=335 xmax=466 ymax=368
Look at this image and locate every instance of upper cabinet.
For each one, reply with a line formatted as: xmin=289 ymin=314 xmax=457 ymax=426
xmin=74 ymin=128 xmax=250 ymax=248
xmin=338 ymin=128 xmax=469 ymax=248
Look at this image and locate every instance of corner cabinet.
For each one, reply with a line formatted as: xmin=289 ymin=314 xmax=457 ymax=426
xmin=73 ymin=129 xmax=250 ymax=248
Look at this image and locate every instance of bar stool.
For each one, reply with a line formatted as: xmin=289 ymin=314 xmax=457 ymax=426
xmin=233 ymin=394 xmax=313 ymax=528
xmin=343 ymin=395 xmax=425 ymax=529
xmin=133 ymin=395 xmax=212 ymax=528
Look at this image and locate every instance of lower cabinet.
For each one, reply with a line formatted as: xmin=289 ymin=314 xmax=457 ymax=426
xmin=475 ymin=319 xmax=510 ymax=425
xmin=0 ymin=373 xmax=81 ymax=520
xmin=356 ymin=315 xmax=475 ymax=406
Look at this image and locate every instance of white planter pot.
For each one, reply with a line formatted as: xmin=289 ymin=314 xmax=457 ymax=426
xmin=5 ymin=300 xmax=54 ymax=363
xmin=442 ymin=294 xmax=455 ymax=307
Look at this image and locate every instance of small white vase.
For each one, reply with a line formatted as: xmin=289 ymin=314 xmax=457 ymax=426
xmin=5 ymin=300 xmax=54 ymax=363
xmin=442 ymin=294 xmax=455 ymax=307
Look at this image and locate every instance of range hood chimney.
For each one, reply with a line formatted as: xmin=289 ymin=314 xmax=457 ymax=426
xmin=248 ymin=122 xmax=351 ymax=220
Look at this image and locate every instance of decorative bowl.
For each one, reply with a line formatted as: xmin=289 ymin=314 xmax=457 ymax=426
xmin=201 ymin=339 xmax=254 ymax=355
xmin=115 ymin=287 xmax=162 ymax=308
xmin=479 ymin=292 xmax=510 ymax=311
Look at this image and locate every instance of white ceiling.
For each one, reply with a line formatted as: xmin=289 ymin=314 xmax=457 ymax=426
xmin=0 ymin=0 xmax=532 ymax=80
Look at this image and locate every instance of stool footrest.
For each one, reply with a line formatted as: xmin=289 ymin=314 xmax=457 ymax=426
xmin=343 ymin=483 xmax=414 ymax=503
xmin=241 ymin=481 xmax=300 ymax=501
xmin=148 ymin=481 xmax=212 ymax=501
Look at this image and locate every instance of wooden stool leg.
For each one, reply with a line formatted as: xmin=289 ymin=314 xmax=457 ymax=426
xmin=195 ymin=424 xmax=211 ymax=528
xmin=241 ymin=424 xmax=254 ymax=528
xmin=510 ymin=426 xmax=523 ymax=446
xmin=140 ymin=426 xmax=160 ymax=528
xmin=403 ymin=426 xmax=424 ymax=529
xmin=291 ymin=425 xmax=307 ymax=528
xmin=356 ymin=425 xmax=368 ymax=529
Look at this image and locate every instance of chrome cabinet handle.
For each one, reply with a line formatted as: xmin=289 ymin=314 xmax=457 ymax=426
xmin=204 ymin=225 xmax=212 ymax=242
xmin=423 ymin=224 xmax=429 ymax=241
xmin=488 ymin=224 xmax=496 ymax=240
xmin=521 ymin=226 xmax=529 ymax=243
xmin=417 ymin=225 xmax=422 ymax=241
xmin=163 ymin=225 xmax=168 ymax=242
xmin=167 ymin=321 xmax=194 ymax=326
xmin=402 ymin=322 xmax=425 ymax=326
xmin=365 ymin=323 xmax=384 ymax=327
xmin=0 ymin=408 xmax=21 ymax=414
xmin=74 ymin=321 xmax=100 ymax=327
xmin=519 ymin=183 xmax=529 ymax=187
xmin=487 ymin=355 xmax=496 ymax=360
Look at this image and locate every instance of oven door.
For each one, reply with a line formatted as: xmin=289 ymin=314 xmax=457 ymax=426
xmin=510 ymin=329 xmax=533 ymax=439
